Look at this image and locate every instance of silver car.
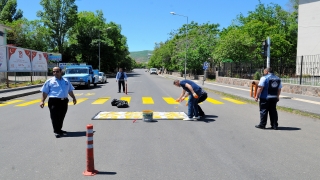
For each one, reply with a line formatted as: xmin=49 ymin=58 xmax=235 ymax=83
xmin=98 ymin=72 xmax=107 ymax=83
xmin=150 ymin=68 xmax=158 ymax=75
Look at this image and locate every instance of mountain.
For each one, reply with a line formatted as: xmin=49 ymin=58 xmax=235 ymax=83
xmin=130 ymin=50 xmax=153 ymax=63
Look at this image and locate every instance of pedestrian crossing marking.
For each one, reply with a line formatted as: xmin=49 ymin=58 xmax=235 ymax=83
xmin=0 ymin=100 xmax=24 ymax=107
xmin=92 ymin=97 xmax=110 ymax=104
xmin=16 ymin=99 xmax=41 ymax=106
xmin=121 ymin=97 xmax=131 ymax=104
xmin=69 ymin=98 xmax=88 ymax=105
xmin=142 ymin=97 xmax=154 ymax=104
xmin=75 ymin=93 xmax=83 ymax=96
xmin=206 ymin=97 xmax=224 ymax=104
xmin=222 ymin=97 xmax=245 ymax=104
xmin=184 ymin=97 xmax=203 ymax=104
xmin=163 ymin=97 xmax=179 ymax=104
xmin=92 ymin=111 xmax=188 ymax=120
xmin=85 ymin=93 xmax=95 ymax=96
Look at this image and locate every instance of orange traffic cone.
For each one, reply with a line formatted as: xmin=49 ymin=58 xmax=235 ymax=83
xmin=83 ymin=124 xmax=98 ymax=176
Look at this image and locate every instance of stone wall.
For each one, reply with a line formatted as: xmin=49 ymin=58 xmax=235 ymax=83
xmin=216 ymin=76 xmax=320 ymax=98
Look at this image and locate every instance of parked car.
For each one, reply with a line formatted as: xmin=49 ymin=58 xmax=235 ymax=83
xmin=150 ymin=68 xmax=158 ymax=75
xmin=98 ymin=72 xmax=107 ymax=83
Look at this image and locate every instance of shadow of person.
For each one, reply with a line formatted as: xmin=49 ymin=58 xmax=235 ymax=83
xmin=63 ymin=131 xmax=87 ymax=137
xmin=96 ymin=171 xmax=117 ymax=175
xmin=276 ymin=127 xmax=301 ymax=131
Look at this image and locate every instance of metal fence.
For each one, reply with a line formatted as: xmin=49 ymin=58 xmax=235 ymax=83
xmin=217 ymin=55 xmax=320 ymax=86
xmin=0 ymin=72 xmax=49 ymax=88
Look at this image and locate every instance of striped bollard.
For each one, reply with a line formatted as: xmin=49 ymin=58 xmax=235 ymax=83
xmin=83 ymin=124 xmax=98 ymax=176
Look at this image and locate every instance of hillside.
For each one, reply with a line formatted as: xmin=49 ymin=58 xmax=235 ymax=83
xmin=130 ymin=50 xmax=153 ymax=63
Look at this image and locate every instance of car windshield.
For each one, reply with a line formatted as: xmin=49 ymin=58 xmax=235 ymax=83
xmin=151 ymin=68 xmax=157 ymax=71
xmin=99 ymin=73 xmax=103 ymax=76
xmin=66 ymin=68 xmax=88 ymax=74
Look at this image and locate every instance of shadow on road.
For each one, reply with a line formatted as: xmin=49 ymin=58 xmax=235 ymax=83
xmin=96 ymin=171 xmax=117 ymax=175
xmin=64 ymin=131 xmax=87 ymax=137
xmin=273 ymin=127 xmax=301 ymax=131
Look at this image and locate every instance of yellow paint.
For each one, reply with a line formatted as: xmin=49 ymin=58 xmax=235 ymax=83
xmin=206 ymin=97 xmax=224 ymax=104
xmin=142 ymin=97 xmax=154 ymax=104
xmin=0 ymin=100 xmax=24 ymax=107
xmin=163 ymin=97 xmax=179 ymax=104
xmin=222 ymin=97 xmax=246 ymax=104
xmin=74 ymin=93 xmax=83 ymax=96
xmin=16 ymin=99 xmax=41 ymax=107
xmin=85 ymin=93 xmax=95 ymax=96
xmin=121 ymin=97 xmax=131 ymax=104
xmin=92 ymin=97 xmax=110 ymax=104
xmin=68 ymin=98 xmax=88 ymax=105
xmin=94 ymin=111 xmax=187 ymax=120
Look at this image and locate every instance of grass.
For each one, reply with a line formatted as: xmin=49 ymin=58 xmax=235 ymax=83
xmin=203 ymin=87 xmax=320 ymax=120
xmin=0 ymin=80 xmax=44 ymax=89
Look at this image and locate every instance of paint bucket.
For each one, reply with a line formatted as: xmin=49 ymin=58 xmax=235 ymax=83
xmin=142 ymin=110 xmax=153 ymax=122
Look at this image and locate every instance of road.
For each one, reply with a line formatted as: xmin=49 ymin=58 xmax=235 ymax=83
xmin=0 ymin=69 xmax=320 ymax=180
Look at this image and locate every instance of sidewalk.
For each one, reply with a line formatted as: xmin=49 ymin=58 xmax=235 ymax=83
xmin=1 ymin=74 xmax=320 ymax=117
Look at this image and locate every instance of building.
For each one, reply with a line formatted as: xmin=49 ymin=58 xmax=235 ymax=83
xmin=296 ymin=0 xmax=320 ymax=76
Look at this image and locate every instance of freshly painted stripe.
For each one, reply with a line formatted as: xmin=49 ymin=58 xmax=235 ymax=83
xmin=142 ymin=97 xmax=154 ymax=104
xmin=87 ymin=129 xmax=93 ymax=133
xmin=163 ymin=97 xmax=179 ymax=104
xmin=121 ymin=97 xmax=131 ymax=104
xmin=74 ymin=93 xmax=83 ymax=96
xmin=87 ymin=137 xmax=93 ymax=141
xmin=0 ymin=100 xmax=24 ymax=107
xmin=68 ymin=98 xmax=88 ymax=105
xmin=16 ymin=99 xmax=41 ymax=107
xmin=85 ymin=93 xmax=95 ymax=96
xmin=222 ymin=97 xmax=246 ymax=104
xmin=92 ymin=97 xmax=110 ymax=104
xmin=206 ymin=97 xmax=224 ymax=104
xmin=87 ymin=145 xmax=93 ymax=149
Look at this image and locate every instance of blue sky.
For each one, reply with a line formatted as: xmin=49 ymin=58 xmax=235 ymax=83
xmin=17 ymin=0 xmax=289 ymax=52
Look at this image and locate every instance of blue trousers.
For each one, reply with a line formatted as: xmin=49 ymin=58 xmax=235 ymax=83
xmin=187 ymin=90 xmax=202 ymax=118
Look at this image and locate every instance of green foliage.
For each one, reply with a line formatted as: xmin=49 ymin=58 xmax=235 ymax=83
xmin=0 ymin=0 xmax=23 ymax=22
xmin=37 ymin=0 xmax=78 ymax=54
xmin=254 ymin=71 xmax=261 ymax=80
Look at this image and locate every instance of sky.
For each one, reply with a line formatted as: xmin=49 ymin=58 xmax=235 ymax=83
xmin=17 ymin=0 xmax=290 ymax=52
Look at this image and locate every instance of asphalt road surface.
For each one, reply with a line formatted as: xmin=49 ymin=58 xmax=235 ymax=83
xmin=1 ymin=69 xmax=319 ymax=180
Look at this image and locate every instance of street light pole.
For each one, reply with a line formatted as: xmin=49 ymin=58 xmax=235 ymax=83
xmin=170 ymin=12 xmax=188 ymax=80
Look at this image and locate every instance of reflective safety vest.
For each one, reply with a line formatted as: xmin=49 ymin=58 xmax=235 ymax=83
xmin=266 ymin=76 xmax=281 ymax=99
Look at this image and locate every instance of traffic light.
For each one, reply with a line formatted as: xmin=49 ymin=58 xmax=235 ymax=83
xmin=261 ymin=40 xmax=268 ymax=57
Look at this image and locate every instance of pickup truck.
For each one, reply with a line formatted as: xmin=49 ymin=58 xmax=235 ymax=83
xmin=63 ymin=65 xmax=99 ymax=88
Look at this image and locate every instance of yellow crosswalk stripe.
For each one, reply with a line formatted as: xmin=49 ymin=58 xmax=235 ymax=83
xmin=163 ymin=97 xmax=179 ymax=104
xmin=222 ymin=97 xmax=246 ymax=104
xmin=184 ymin=97 xmax=203 ymax=104
xmin=206 ymin=97 xmax=224 ymax=104
xmin=0 ymin=100 xmax=24 ymax=107
xmin=75 ymin=93 xmax=83 ymax=96
xmin=16 ymin=99 xmax=41 ymax=106
xmin=92 ymin=97 xmax=110 ymax=104
xmin=121 ymin=97 xmax=131 ymax=104
xmin=68 ymin=98 xmax=88 ymax=105
xmin=142 ymin=97 xmax=154 ymax=104
xmin=85 ymin=93 xmax=95 ymax=96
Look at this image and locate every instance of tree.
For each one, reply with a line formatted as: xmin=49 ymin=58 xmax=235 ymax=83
xmin=0 ymin=0 xmax=23 ymax=22
xmin=37 ymin=0 xmax=78 ymax=55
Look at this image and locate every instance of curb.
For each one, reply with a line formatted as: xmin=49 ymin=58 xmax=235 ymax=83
xmin=0 ymin=90 xmax=41 ymax=101
xmin=0 ymin=84 xmax=43 ymax=93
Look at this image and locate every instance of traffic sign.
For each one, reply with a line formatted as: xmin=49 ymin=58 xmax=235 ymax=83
xmin=203 ymin=61 xmax=209 ymax=70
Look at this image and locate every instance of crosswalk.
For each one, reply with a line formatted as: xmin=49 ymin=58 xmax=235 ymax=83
xmin=0 ymin=95 xmax=246 ymax=107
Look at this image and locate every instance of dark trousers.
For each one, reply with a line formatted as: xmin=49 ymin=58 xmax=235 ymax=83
xmin=118 ymin=80 xmax=125 ymax=92
xmin=48 ymin=98 xmax=69 ymax=133
xmin=259 ymin=98 xmax=278 ymax=127
xmin=197 ymin=93 xmax=208 ymax=116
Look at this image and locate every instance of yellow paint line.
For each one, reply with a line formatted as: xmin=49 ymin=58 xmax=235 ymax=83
xmin=16 ymin=99 xmax=41 ymax=107
xmin=163 ymin=97 xmax=179 ymax=104
xmin=68 ymin=98 xmax=88 ymax=105
xmin=121 ymin=97 xmax=131 ymax=104
xmin=85 ymin=93 xmax=95 ymax=96
xmin=222 ymin=97 xmax=246 ymax=104
xmin=142 ymin=97 xmax=154 ymax=104
xmin=206 ymin=97 xmax=224 ymax=104
xmin=74 ymin=93 xmax=83 ymax=96
xmin=0 ymin=100 xmax=24 ymax=107
xmin=92 ymin=97 xmax=110 ymax=104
